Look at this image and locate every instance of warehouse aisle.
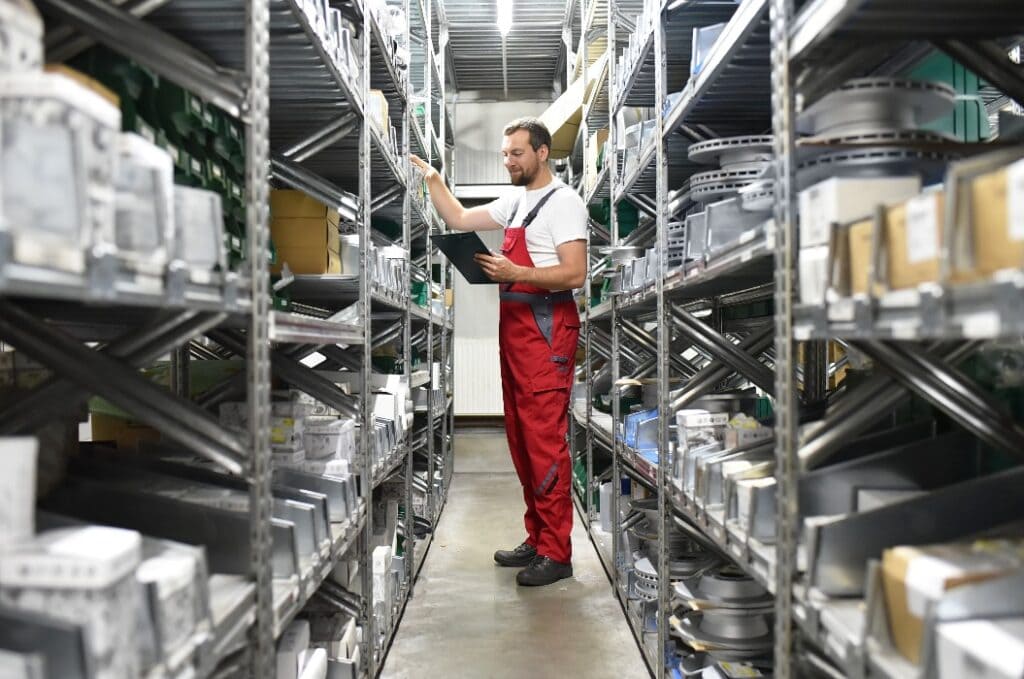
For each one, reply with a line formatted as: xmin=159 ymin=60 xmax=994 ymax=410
xmin=381 ymin=428 xmax=648 ymax=679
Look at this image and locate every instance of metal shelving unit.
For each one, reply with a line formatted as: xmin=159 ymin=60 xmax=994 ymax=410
xmin=572 ymin=0 xmax=782 ymax=677
xmin=577 ymin=0 xmax=1024 ymax=676
xmin=0 ymin=0 xmax=454 ymax=677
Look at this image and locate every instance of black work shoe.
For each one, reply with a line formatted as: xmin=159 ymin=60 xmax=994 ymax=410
xmin=494 ymin=542 xmax=537 ymax=567
xmin=516 ymin=556 xmax=573 ymax=586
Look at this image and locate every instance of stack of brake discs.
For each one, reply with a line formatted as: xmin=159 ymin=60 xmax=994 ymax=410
xmin=627 ymin=499 xmax=719 ymax=602
xmin=671 ymin=563 xmax=775 ymax=664
xmin=687 ymin=135 xmax=775 ymax=206
xmin=796 ymin=77 xmax=957 ymax=189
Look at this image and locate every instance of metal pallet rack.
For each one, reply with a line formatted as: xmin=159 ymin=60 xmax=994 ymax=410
xmin=573 ymin=0 xmax=1024 ymax=677
xmin=0 ymin=0 xmax=454 ymax=676
xmin=772 ymin=3 xmax=1024 ymax=679
xmin=572 ymin=0 xmax=779 ymax=676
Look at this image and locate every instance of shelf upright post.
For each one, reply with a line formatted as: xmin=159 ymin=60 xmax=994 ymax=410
xmin=605 ymin=0 xmax=625 ymax=610
xmin=360 ymin=2 xmax=377 ymax=673
xmin=654 ymin=6 xmax=670 ymax=676
xmin=437 ymin=9 xmax=453 ymax=492
xmin=424 ymin=0 xmax=438 ymax=528
xmin=770 ymin=0 xmax=799 ymax=677
xmin=244 ymin=0 xmax=274 ymax=674
xmin=403 ymin=0 xmax=416 ymax=593
xmin=171 ymin=346 xmax=190 ymax=399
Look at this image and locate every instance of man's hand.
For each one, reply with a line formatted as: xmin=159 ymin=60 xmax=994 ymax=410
xmin=410 ymin=154 xmax=439 ymax=183
xmin=474 ymin=252 xmax=522 ymax=283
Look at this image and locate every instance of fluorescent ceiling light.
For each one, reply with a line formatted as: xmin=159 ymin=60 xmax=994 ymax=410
xmin=496 ymin=0 xmax=513 ymax=36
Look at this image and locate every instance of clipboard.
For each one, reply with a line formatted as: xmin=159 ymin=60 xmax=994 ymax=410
xmin=432 ymin=232 xmax=496 ymax=284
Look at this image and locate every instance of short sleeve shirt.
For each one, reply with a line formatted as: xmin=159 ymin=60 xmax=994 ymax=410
xmin=485 ymin=178 xmax=589 ymax=269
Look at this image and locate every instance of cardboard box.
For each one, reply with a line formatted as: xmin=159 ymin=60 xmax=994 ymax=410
xmin=882 ymin=540 xmax=1024 ymax=664
xmin=937 ymin=617 xmax=1024 ymax=679
xmin=848 ymin=218 xmax=873 ymax=296
xmin=884 ymin=190 xmax=944 ymax=291
xmin=799 ymin=176 xmax=922 ymax=248
xmin=270 ymin=190 xmax=340 ymax=226
xmin=91 ymin=412 xmax=161 ymax=449
xmin=272 ymin=216 xmax=343 ymax=275
xmin=272 ymin=218 xmax=340 ymax=251
xmin=965 ymin=159 xmax=1024 ymax=277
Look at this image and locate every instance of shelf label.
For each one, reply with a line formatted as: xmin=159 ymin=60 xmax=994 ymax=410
xmin=1009 ymin=159 xmax=1024 ymax=241
xmin=906 ymin=195 xmax=939 ymax=264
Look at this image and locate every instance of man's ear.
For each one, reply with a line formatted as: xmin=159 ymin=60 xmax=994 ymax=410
xmin=537 ymin=144 xmax=550 ymax=162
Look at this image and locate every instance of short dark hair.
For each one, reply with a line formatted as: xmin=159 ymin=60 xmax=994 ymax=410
xmin=503 ymin=117 xmax=552 ymax=152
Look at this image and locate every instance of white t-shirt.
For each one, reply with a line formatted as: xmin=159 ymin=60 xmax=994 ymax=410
xmin=485 ymin=178 xmax=589 ymax=268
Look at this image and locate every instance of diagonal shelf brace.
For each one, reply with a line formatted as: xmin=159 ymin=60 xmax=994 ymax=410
xmin=671 ymin=309 xmax=776 ymax=395
xmin=799 ymin=341 xmax=979 ymax=471
xmin=209 ymin=329 xmax=359 ymax=418
xmin=850 ymin=340 xmax=1024 ymax=461
xmin=0 ymin=301 xmax=246 ymax=474
xmin=0 ymin=310 xmax=227 ymax=436
xmin=670 ymin=327 xmax=775 ymax=411
xmin=282 ymin=112 xmax=360 ymax=162
xmin=620 ymin=319 xmax=700 ymax=377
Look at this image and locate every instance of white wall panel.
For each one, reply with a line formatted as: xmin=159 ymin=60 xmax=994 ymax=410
xmin=453 ymin=100 xmax=550 ymax=188
xmin=453 ymin=229 xmax=504 ymax=416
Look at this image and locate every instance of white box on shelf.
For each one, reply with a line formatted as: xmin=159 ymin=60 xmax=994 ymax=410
xmin=0 ymin=525 xmax=142 ymax=679
xmin=298 ymin=647 xmax=328 ymax=679
xmin=937 ymin=617 xmax=1024 ymax=679
xmin=0 ymin=0 xmax=42 ymax=72
xmin=798 ymin=176 xmax=921 ymax=247
xmin=172 ymin=186 xmax=226 ymax=283
xmin=798 ymin=245 xmax=830 ymax=306
xmin=599 ymin=483 xmax=613 ymax=533
xmin=0 ymin=71 xmax=120 ymax=278
xmin=136 ymin=541 xmax=206 ymax=666
xmin=0 ymin=437 xmax=36 ymax=548
xmin=107 ymin=133 xmax=175 ymax=282
xmin=303 ymin=417 xmax=356 ymax=461
xmin=277 ymin=619 xmax=311 ymax=679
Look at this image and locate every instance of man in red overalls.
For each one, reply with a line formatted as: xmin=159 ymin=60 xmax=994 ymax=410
xmin=412 ymin=118 xmax=588 ymax=586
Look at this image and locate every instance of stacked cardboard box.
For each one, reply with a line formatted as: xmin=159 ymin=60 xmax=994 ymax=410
xmin=271 ymin=190 xmax=343 ymax=275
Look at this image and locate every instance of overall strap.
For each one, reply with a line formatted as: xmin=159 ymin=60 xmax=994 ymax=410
xmin=520 ymin=186 xmax=561 ymax=228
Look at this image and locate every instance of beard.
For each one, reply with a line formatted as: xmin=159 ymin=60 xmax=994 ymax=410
xmin=509 ymin=164 xmax=537 ymax=186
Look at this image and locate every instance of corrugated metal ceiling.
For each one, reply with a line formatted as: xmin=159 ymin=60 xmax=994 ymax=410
xmin=445 ymin=0 xmax=575 ymax=92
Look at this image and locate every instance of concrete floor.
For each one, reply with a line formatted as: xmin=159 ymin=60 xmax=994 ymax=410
xmin=380 ymin=428 xmax=648 ymax=679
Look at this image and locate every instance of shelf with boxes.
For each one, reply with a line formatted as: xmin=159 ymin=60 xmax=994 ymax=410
xmin=771 ymin=4 xmax=1024 ymax=678
xmin=794 ymin=152 xmax=1024 ymax=342
xmin=590 ymin=220 xmax=775 ymax=321
xmin=0 ymin=0 xmax=453 ymax=677
xmin=0 ymin=430 xmax=368 ymax=678
xmin=572 ymin=0 xmax=782 ymax=674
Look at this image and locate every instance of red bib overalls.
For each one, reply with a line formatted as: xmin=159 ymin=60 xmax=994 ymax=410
xmin=498 ymin=187 xmax=581 ymax=564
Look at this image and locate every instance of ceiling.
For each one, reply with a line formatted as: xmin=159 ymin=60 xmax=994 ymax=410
xmin=444 ymin=0 xmax=578 ymax=93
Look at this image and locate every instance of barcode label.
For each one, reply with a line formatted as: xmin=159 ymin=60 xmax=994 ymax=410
xmin=1009 ymin=160 xmax=1024 ymax=241
xmin=906 ymin=195 xmax=939 ymax=264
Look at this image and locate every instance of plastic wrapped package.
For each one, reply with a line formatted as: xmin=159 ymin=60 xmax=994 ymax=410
xmin=106 ymin=132 xmax=174 ymax=284
xmin=303 ymin=416 xmax=356 ymax=461
xmin=171 ymin=186 xmax=226 ymax=282
xmin=0 ymin=0 xmax=41 ymax=73
xmin=0 ymin=437 xmax=36 ymax=548
xmin=136 ymin=539 xmax=210 ymax=669
xmin=0 ymin=72 xmax=120 ymax=277
xmin=0 ymin=526 xmax=142 ymax=679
